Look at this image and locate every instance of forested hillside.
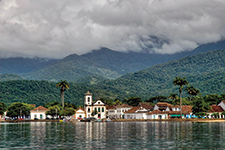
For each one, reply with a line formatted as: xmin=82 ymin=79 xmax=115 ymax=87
xmin=0 ymin=57 xmax=58 ymax=74
xmin=0 ymin=74 xmax=23 ymax=81
xmin=1 ymin=49 xmax=225 ymax=106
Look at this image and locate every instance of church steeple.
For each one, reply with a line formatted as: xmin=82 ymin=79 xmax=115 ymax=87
xmin=84 ymin=91 xmax=92 ymax=106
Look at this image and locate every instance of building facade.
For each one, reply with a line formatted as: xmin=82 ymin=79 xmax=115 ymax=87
xmin=84 ymin=91 xmax=106 ymax=119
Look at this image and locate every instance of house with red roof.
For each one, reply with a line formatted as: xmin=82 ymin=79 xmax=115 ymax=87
xmin=30 ymin=106 xmax=50 ymax=120
xmin=147 ymin=110 xmax=168 ymax=119
xmin=207 ymin=105 xmax=224 ymax=118
xmin=124 ymin=106 xmax=149 ymax=119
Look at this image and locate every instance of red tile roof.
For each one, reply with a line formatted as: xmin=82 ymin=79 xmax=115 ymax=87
xmin=106 ymin=105 xmax=116 ymax=109
xmin=31 ymin=106 xmax=49 ymax=111
xmin=156 ymin=102 xmax=173 ymax=107
xmin=139 ymin=103 xmax=153 ymax=110
xmin=182 ymin=105 xmax=193 ymax=113
xmin=116 ymin=104 xmax=132 ymax=108
xmin=147 ymin=110 xmax=168 ymax=115
xmin=209 ymin=105 xmax=224 ymax=112
xmin=124 ymin=107 xmax=141 ymax=113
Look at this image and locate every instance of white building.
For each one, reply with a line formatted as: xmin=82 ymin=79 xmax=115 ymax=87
xmin=107 ymin=104 xmax=132 ymax=119
xmin=75 ymin=107 xmax=85 ymax=119
xmin=124 ymin=106 xmax=149 ymax=119
xmin=84 ymin=91 xmax=106 ymax=119
xmin=30 ymin=106 xmax=50 ymax=120
xmin=147 ymin=110 xmax=168 ymax=119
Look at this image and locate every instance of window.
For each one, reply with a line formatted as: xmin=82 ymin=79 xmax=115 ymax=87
xmin=95 ymin=108 xmax=97 ymax=112
xmin=98 ymin=107 xmax=100 ymax=112
xmin=34 ymin=114 xmax=37 ymax=118
xmin=88 ymin=97 xmax=90 ymax=102
xmin=88 ymin=108 xmax=90 ymax=112
xmin=102 ymin=108 xmax=104 ymax=112
xmin=40 ymin=114 xmax=43 ymax=119
xmin=98 ymin=102 xmax=100 ymax=104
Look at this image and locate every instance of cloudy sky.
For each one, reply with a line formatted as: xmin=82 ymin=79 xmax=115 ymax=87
xmin=0 ymin=0 xmax=225 ymax=58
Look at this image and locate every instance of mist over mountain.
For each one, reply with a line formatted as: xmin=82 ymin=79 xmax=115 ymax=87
xmin=0 ymin=40 xmax=225 ymax=82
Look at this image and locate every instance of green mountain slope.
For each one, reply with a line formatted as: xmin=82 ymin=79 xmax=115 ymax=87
xmin=1 ymin=49 xmax=225 ymax=106
xmin=0 ymin=74 xmax=23 ymax=81
xmin=24 ymin=54 xmax=120 ymax=82
xmin=91 ymin=49 xmax=225 ymax=99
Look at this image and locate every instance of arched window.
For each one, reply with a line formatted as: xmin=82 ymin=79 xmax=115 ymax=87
xmin=88 ymin=97 xmax=90 ymax=102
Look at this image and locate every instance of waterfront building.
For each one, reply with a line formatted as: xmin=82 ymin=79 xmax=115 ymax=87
xmin=30 ymin=106 xmax=50 ymax=120
xmin=207 ymin=105 xmax=224 ymax=118
xmin=147 ymin=110 xmax=168 ymax=119
xmin=124 ymin=106 xmax=149 ymax=119
xmin=75 ymin=107 xmax=85 ymax=119
xmin=107 ymin=104 xmax=132 ymax=119
xmin=84 ymin=91 xmax=106 ymax=119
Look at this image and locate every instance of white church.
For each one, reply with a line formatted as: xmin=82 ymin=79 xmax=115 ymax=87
xmin=75 ymin=91 xmax=106 ymax=119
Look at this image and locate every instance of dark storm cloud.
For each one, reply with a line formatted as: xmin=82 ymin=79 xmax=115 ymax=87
xmin=0 ymin=0 xmax=225 ymax=58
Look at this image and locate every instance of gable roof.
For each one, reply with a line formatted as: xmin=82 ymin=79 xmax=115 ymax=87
xmin=76 ymin=107 xmax=84 ymax=112
xmin=147 ymin=110 xmax=168 ymax=115
xmin=139 ymin=103 xmax=153 ymax=110
xmin=182 ymin=105 xmax=193 ymax=113
xmin=116 ymin=104 xmax=132 ymax=108
xmin=124 ymin=107 xmax=141 ymax=113
xmin=156 ymin=102 xmax=173 ymax=107
xmin=31 ymin=106 xmax=49 ymax=111
xmin=209 ymin=105 xmax=224 ymax=112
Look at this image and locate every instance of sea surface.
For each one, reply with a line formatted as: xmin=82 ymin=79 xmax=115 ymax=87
xmin=0 ymin=121 xmax=225 ymax=149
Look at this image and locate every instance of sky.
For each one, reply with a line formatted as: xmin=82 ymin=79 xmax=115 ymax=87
xmin=0 ymin=0 xmax=225 ymax=59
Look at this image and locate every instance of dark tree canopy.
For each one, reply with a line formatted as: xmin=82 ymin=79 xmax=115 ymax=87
xmin=0 ymin=102 xmax=7 ymax=116
xmin=125 ymin=97 xmax=142 ymax=106
xmin=7 ymin=102 xmax=34 ymax=118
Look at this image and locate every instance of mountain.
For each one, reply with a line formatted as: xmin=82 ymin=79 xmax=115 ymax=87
xmin=23 ymin=54 xmax=120 ymax=82
xmin=1 ymin=40 xmax=225 ymax=82
xmin=0 ymin=57 xmax=58 ymax=74
xmin=90 ymin=49 xmax=225 ymax=100
xmin=1 ymin=49 xmax=225 ymax=106
xmin=0 ymin=74 xmax=23 ymax=81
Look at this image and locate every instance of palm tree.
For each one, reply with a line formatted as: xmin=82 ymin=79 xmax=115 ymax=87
xmin=185 ymin=86 xmax=200 ymax=101
xmin=56 ymin=80 xmax=69 ymax=109
xmin=173 ymin=77 xmax=189 ymax=118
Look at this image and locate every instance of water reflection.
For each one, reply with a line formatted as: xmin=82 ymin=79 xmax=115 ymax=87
xmin=0 ymin=121 xmax=225 ymax=149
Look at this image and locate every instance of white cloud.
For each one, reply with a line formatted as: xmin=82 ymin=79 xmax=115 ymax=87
xmin=0 ymin=0 xmax=224 ymax=58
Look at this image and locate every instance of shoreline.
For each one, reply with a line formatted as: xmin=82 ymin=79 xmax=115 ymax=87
xmin=1 ymin=118 xmax=225 ymax=123
xmin=111 ymin=118 xmax=225 ymax=122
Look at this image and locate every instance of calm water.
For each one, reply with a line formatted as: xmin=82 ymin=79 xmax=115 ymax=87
xmin=0 ymin=121 xmax=225 ymax=149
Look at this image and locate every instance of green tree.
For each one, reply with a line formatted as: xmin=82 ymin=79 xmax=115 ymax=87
xmin=44 ymin=101 xmax=60 ymax=109
xmin=185 ymin=86 xmax=200 ymax=101
xmin=0 ymin=102 xmax=7 ymax=116
xmin=204 ymin=94 xmax=221 ymax=105
xmin=114 ymin=99 xmax=122 ymax=105
xmin=146 ymin=95 xmax=168 ymax=103
xmin=7 ymin=102 xmax=34 ymax=118
xmin=56 ymin=80 xmax=69 ymax=108
xmin=100 ymin=98 xmax=114 ymax=106
xmin=65 ymin=107 xmax=75 ymax=116
xmin=173 ymin=77 xmax=189 ymax=118
xmin=46 ymin=105 xmax=60 ymax=118
xmin=126 ymin=97 xmax=142 ymax=106
xmin=192 ymin=97 xmax=210 ymax=115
